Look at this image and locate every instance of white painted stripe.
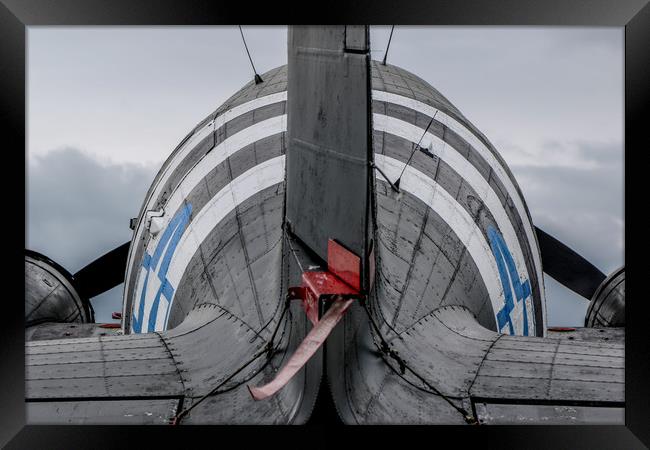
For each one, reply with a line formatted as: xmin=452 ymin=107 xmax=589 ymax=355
xmin=373 ymin=89 xmax=545 ymax=330
xmin=214 ymin=91 xmax=287 ymax=130
xmin=376 ymin=154 xmax=534 ymax=335
xmin=124 ymin=92 xmax=288 ymax=321
xmin=141 ymin=91 xmax=287 ymax=228
xmin=132 ymin=266 xmax=147 ymax=331
xmin=134 ymin=156 xmax=286 ymax=332
xmin=162 ymin=156 xmax=286 ymax=330
xmin=139 ymin=261 xmax=163 ymax=333
xmin=165 ymin=115 xmax=287 ymax=220
xmin=131 ymin=117 xmax=287 ymax=332
xmin=126 ymin=114 xmax=286 ymax=318
xmin=155 ymin=296 xmax=170 ymax=331
xmin=374 ymin=114 xmax=532 ymax=321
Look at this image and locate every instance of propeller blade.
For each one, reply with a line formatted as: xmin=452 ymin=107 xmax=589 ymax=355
xmin=535 ymin=227 xmax=606 ymax=300
xmin=73 ymin=241 xmax=131 ymax=300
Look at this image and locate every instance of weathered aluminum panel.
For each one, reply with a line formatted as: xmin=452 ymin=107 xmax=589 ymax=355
xmin=285 ymin=25 xmax=372 ymax=272
xmin=372 ymin=186 xmax=494 ymax=333
xmin=26 ymin=333 xmax=183 ymax=400
xmin=370 ymin=65 xmax=544 ymax=335
xmin=475 ymin=402 xmax=624 ymax=425
xmin=585 ymin=266 xmax=625 ymax=327
xmin=27 ymin=399 xmax=180 ymax=425
xmin=547 ymin=326 xmax=625 ymax=343
xmin=331 ymin=305 xmax=623 ymax=424
xmin=26 ymin=323 xmax=121 ymax=341
xmin=25 ymin=251 xmax=89 ymax=326
xmin=370 ymin=61 xmax=546 ymax=332
xmin=372 ymin=99 xmax=542 ymax=319
xmin=470 ymin=333 xmax=624 ymax=405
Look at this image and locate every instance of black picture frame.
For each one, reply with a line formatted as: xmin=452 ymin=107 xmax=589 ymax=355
xmin=2 ymin=1 xmax=648 ymax=448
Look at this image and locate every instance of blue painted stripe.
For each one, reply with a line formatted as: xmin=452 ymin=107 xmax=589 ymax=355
xmin=150 ymin=207 xmax=187 ymax=271
xmin=491 ymin=233 xmax=515 ymax=335
xmin=146 ymin=203 xmax=192 ymax=332
xmin=132 ymin=202 xmax=193 ymax=333
xmin=131 ymin=269 xmax=149 ymax=333
xmin=488 ymin=226 xmax=532 ymax=336
xmin=142 ymin=253 xmax=152 ymax=270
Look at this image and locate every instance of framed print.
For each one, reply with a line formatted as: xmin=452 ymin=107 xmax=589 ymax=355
xmin=2 ymin=1 xmax=648 ymax=448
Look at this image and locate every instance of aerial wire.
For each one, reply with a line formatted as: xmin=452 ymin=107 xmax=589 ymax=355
xmin=393 ymin=111 xmax=438 ymax=191
xmin=381 ymin=25 xmax=395 ymax=65
xmin=238 ymin=25 xmax=264 ymax=84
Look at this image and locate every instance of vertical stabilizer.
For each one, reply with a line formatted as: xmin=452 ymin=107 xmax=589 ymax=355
xmin=286 ymin=25 xmax=372 ymax=290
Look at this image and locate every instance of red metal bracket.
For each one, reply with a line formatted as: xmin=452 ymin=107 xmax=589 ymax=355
xmin=290 ymin=239 xmax=364 ymax=325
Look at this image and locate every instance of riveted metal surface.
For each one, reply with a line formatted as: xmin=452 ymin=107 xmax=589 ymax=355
xmin=27 ymin=399 xmax=181 ymax=425
xmin=26 ymin=323 xmax=121 ymax=341
xmin=585 ymin=266 xmax=625 ymax=327
xmin=331 ymin=304 xmax=623 ymax=424
xmin=25 ymin=251 xmax=90 ymax=326
xmin=475 ymin=402 xmax=624 ymax=425
xmin=285 ymin=25 xmax=372 ymax=274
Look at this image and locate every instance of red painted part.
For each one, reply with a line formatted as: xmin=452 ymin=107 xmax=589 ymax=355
xmin=302 ymin=282 xmax=320 ymax=326
xmin=99 ymin=323 xmax=121 ymax=329
xmin=327 ymin=239 xmax=361 ymax=291
xmin=302 ymin=271 xmax=360 ymax=298
xmin=287 ymin=286 xmax=307 ymax=301
xmin=301 ymin=271 xmax=362 ymax=325
xmin=112 ymin=312 xmax=122 ymax=320
xmin=547 ymin=326 xmax=577 ymax=332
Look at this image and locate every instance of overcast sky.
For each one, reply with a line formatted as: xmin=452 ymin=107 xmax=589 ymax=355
xmin=26 ymin=26 xmax=624 ymax=326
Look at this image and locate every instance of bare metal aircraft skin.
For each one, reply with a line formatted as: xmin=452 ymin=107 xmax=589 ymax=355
xmin=24 ymin=26 xmax=624 ymax=425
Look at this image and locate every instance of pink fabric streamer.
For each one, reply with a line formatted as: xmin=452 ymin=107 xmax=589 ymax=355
xmin=248 ymin=298 xmax=354 ymax=401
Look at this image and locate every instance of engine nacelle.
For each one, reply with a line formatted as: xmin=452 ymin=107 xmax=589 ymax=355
xmin=585 ymin=266 xmax=625 ymax=327
xmin=25 ymin=250 xmax=93 ymax=327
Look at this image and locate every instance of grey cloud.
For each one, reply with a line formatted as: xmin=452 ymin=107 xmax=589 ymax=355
xmin=542 ymin=139 xmax=625 ymax=165
xmin=27 ymin=148 xmax=160 ymax=272
xmin=28 ymin=27 xmax=288 ymax=165
xmin=370 ymin=27 xmax=622 ymax=151
xmin=504 ymin=139 xmax=623 ymax=327
xmin=27 ymin=148 xmax=161 ymax=321
xmin=547 ymin=27 xmax=624 ymax=52
xmin=544 ymin=276 xmax=591 ymax=327
xmin=573 ymin=140 xmax=625 ymax=166
xmin=511 ymin=141 xmax=623 ymax=274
